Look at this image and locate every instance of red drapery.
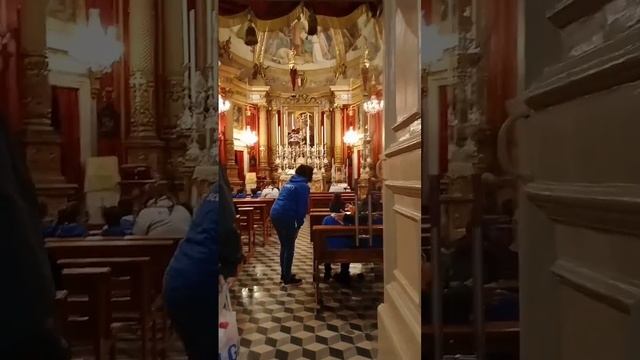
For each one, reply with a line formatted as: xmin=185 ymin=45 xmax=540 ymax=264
xmin=1 ymin=0 xmax=21 ymax=133
xmin=485 ymin=0 xmax=518 ymax=130
xmin=219 ymin=112 xmax=227 ymax=166
xmin=370 ymin=111 xmax=382 ymax=169
xmin=52 ymin=86 xmax=82 ymax=186
xmin=438 ymin=85 xmax=449 ymax=174
xmin=246 ymin=105 xmax=258 ymax=173
xmin=220 ymin=1 xmax=381 ymax=19
xmin=235 ymin=150 xmax=245 ymax=183
xmin=421 ymin=0 xmax=432 ymax=25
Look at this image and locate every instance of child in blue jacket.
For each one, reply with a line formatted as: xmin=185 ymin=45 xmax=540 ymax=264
xmin=270 ymin=165 xmax=314 ymax=286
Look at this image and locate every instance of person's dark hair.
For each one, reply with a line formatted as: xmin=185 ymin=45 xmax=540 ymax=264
xmin=117 ymin=198 xmax=134 ymax=216
xmin=102 ymin=206 xmax=122 ymax=227
xmin=329 ymin=193 xmax=345 ymax=213
xmin=295 ymin=164 xmax=314 ymax=183
xmin=57 ymin=202 xmax=82 ymax=225
xmin=251 ymin=188 xmax=259 ymax=196
xmin=38 ymin=201 xmax=49 ymax=220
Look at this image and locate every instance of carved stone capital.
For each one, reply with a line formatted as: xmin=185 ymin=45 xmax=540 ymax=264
xmin=129 ymin=71 xmax=157 ymax=138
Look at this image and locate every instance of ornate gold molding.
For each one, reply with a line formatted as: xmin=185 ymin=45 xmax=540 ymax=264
xmin=129 ymin=71 xmax=156 ymax=137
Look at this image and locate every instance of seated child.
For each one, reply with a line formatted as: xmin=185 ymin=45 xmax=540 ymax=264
xmin=322 ymin=213 xmax=353 ymax=284
xmin=101 ymin=206 xmax=127 ymax=237
xmin=52 ymin=202 xmax=88 ymax=238
xmin=117 ymin=198 xmax=135 ymax=235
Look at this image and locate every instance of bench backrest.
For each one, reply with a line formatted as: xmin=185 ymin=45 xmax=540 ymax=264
xmin=46 ymin=239 xmax=179 ymax=295
xmin=310 ymin=225 xmax=384 ymax=264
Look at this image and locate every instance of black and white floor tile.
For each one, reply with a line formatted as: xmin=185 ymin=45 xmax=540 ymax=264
xmin=232 ymin=222 xmax=383 ymax=360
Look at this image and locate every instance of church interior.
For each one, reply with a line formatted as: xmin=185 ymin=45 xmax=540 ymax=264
xmin=2 ymin=0 xmax=638 ymax=359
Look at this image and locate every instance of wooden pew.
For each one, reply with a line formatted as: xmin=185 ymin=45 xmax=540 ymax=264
xmin=236 ymin=208 xmax=255 ymax=262
xmin=57 ymin=257 xmax=154 ymax=360
xmin=46 ymin=239 xmax=179 ymax=294
xmin=309 ymin=212 xmax=332 ymax=228
xmin=422 ymin=321 xmax=519 ymax=357
xmin=61 ymin=267 xmax=113 ymax=360
xmin=310 ymin=225 xmax=384 ymax=307
xmin=309 ymin=192 xmax=356 ymax=211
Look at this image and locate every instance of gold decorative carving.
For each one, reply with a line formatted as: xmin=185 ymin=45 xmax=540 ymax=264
xmin=129 ymin=71 xmax=156 ymax=137
xmin=22 ymin=54 xmax=52 ymax=128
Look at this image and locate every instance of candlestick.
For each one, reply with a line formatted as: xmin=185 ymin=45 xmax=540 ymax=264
xmin=182 ymin=0 xmax=188 ymax=65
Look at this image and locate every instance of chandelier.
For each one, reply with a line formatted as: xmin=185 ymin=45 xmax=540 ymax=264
xmin=68 ymin=9 xmax=123 ymax=73
xmin=343 ymin=127 xmax=362 ymax=146
xmin=218 ymin=95 xmax=230 ymax=113
xmin=239 ymin=126 xmax=258 ymax=147
xmin=363 ymin=95 xmax=384 ymax=114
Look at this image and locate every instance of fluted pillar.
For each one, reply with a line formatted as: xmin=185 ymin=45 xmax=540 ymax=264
xmin=225 ymin=104 xmax=241 ymax=187
xmin=20 ymin=0 xmax=76 ymax=211
xmin=334 ymin=106 xmax=344 ymax=167
xmin=162 ymin=0 xmax=185 ymax=137
xmin=258 ymin=105 xmax=269 ymax=177
xmin=127 ymin=0 xmax=163 ymax=174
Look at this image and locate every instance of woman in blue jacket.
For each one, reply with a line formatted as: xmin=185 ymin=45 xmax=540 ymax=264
xmin=163 ymin=168 xmax=243 ymax=359
xmin=270 ymin=165 xmax=314 ymax=286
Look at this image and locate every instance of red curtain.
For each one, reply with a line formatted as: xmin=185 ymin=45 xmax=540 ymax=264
xmin=235 ymin=150 xmax=245 ymax=183
xmin=422 ymin=0 xmax=433 ymax=25
xmin=371 ymin=112 xmax=383 ymax=168
xmin=52 ymin=86 xmax=82 ymax=186
xmin=1 ymin=0 xmax=21 ymax=133
xmin=220 ymin=1 xmax=381 ymax=19
xmin=438 ymin=85 xmax=449 ymax=174
xmin=486 ymin=0 xmax=518 ymax=130
xmin=219 ymin=112 xmax=227 ymax=166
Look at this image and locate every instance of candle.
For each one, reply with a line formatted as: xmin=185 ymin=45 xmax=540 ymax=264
xmin=182 ymin=0 xmax=188 ymax=65
xmin=189 ymin=10 xmax=196 ymax=95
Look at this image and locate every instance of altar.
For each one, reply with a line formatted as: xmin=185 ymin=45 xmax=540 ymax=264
xmin=278 ymin=172 xmax=324 ymax=192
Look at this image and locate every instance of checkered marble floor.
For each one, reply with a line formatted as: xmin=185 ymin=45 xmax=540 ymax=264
xmin=232 ymin=222 xmax=383 ymax=360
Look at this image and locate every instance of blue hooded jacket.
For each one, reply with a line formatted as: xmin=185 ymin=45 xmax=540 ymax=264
xmin=164 ymin=180 xmax=242 ymax=293
xmin=270 ymin=174 xmax=310 ymax=228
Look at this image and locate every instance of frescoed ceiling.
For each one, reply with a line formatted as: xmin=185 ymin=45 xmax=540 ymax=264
xmin=219 ymin=4 xmax=383 ymax=93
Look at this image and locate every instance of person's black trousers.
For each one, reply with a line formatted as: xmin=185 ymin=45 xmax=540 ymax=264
xmin=164 ymin=283 xmax=218 ymax=360
xmin=271 ymin=216 xmax=298 ymax=282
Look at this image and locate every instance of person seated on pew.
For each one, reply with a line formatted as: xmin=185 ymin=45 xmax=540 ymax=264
xmin=40 ymin=201 xmax=56 ymax=238
xmin=233 ymin=188 xmax=247 ymax=198
xmin=117 ymin=198 xmax=135 ymax=234
xmin=133 ymin=188 xmax=191 ymax=238
xmin=321 ymin=212 xmax=352 ymax=284
xmin=261 ymin=182 xmax=279 ymax=198
xmin=100 ymin=206 xmax=127 ymax=237
xmin=250 ymin=187 xmax=262 ymax=198
xmin=50 ymin=202 xmax=88 ymax=238
xmin=329 ymin=192 xmax=347 ymax=213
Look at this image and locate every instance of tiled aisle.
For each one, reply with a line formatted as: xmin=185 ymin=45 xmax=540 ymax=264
xmin=232 ymin=222 xmax=383 ymax=360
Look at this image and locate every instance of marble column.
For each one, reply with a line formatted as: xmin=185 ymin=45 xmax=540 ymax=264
xmin=19 ymin=0 xmax=76 ymax=210
xmin=162 ymin=0 xmax=184 ymax=137
xmin=258 ymin=105 xmax=269 ymax=177
xmin=127 ymin=0 xmax=164 ymax=175
xmin=225 ymin=104 xmax=241 ymax=187
xmin=334 ymin=106 xmax=344 ymax=167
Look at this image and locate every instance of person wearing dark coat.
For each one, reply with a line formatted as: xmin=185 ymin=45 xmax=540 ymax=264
xmin=0 ymin=116 xmax=70 ymax=359
xmin=163 ymin=167 xmax=243 ymax=360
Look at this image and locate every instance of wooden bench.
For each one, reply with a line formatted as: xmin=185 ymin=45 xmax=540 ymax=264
xmin=61 ymin=267 xmax=113 ymax=360
xmin=57 ymin=257 xmax=155 ymax=360
xmin=309 ymin=193 xmax=356 ymax=211
xmin=422 ymin=321 xmax=519 ymax=357
xmin=236 ymin=208 xmax=255 ymax=261
xmin=237 ymin=203 xmax=269 ymax=246
xmin=310 ymin=225 xmax=384 ymax=307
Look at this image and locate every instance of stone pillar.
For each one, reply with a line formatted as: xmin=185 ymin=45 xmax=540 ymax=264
xmin=334 ymin=106 xmax=343 ymax=167
xmin=162 ymin=0 xmax=184 ymax=137
xmin=127 ymin=0 xmax=164 ymax=175
xmin=258 ymin=105 xmax=269 ymax=177
xmin=225 ymin=104 xmax=241 ymax=187
xmin=20 ymin=0 xmax=77 ymax=210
